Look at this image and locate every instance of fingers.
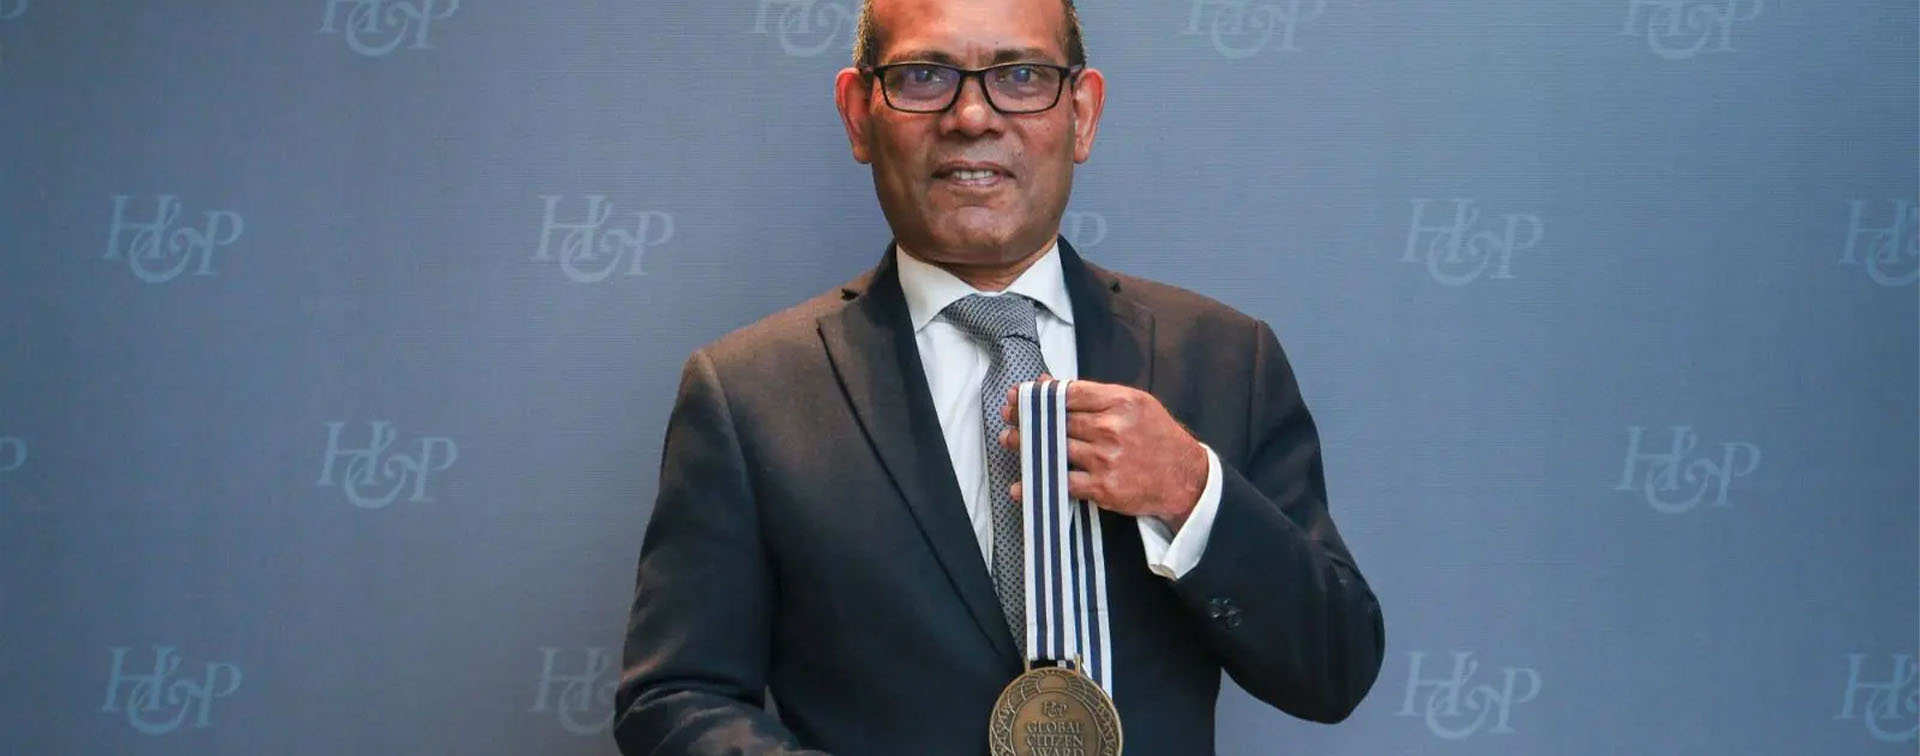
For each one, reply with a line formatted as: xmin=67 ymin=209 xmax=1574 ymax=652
xmin=1065 ymin=470 xmax=1098 ymax=502
xmin=1064 ymin=380 xmax=1120 ymax=411
xmin=1008 ymin=471 xmax=1100 ymax=504
xmin=1000 ymin=373 xmax=1063 ymax=423
xmin=997 ymin=429 xmax=1101 ymax=471
xmin=1064 ymin=438 xmax=1101 ymax=470
xmin=1065 ymin=412 xmax=1110 ymax=442
xmin=1004 ymin=381 xmax=1127 ymax=426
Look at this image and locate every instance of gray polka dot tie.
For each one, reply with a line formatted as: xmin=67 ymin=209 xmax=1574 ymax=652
xmin=941 ymin=293 xmax=1049 ymax=654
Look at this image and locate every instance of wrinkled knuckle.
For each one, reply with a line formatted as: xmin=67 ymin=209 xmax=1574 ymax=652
xmin=1084 ymin=448 xmax=1102 ymax=467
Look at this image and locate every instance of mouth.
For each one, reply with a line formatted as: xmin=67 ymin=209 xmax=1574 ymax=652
xmin=933 ymin=161 xmax=1013 ymax=190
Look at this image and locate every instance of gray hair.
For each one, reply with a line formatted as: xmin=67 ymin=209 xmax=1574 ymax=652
xmin=852 ymin=0 xmax=1087 ymax=69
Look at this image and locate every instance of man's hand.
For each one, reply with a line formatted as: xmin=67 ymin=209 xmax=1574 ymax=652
xmin=999 ymin=378 xmax=1208 ymax=532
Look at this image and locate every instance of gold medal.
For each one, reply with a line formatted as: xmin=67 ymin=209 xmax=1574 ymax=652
xmin=988 ymin=665 xmax=1122 ymax=756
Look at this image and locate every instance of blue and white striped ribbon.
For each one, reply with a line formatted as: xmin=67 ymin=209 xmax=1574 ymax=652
xmin=1017 ymin=379 xmax=1113 ymax=695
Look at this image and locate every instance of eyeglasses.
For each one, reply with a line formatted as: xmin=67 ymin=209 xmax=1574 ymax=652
xmin=861 ymin=62 xmax=1084 ymax=115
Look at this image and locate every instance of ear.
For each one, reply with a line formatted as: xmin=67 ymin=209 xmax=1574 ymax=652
xmin=1068 ymin=67 xmax=1106 ymax=164
xmin=835 ymin=67 xmax=875 ymax=164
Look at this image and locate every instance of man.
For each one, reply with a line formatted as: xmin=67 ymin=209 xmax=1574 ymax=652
xmin=613 ymin=0 xmax=1385 ymax=752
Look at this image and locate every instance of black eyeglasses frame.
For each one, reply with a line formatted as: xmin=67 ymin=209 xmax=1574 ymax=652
xmin=858 ymin=61 xmax=1086 ymax=115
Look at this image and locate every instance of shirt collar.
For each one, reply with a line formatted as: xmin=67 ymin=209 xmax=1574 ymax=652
xmin=896 ymin=241 xmax=1076 ymax=333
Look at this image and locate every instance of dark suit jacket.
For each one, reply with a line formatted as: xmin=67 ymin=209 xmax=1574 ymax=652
xmin=615 ymin=241 xmax=1385 ymax=755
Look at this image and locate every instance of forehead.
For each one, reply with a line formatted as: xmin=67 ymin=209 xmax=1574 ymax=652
xmin=871 ymin=0 xmax=1069 ymax=65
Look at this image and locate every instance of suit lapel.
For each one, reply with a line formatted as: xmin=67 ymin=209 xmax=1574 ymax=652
xmin=1059 ymin=239 xmax=1155 ymax=392
xmin=817 ymin=247 xmax=1019 ymax=663
xmin=814 ymin=240 xmax=1159 ymax=668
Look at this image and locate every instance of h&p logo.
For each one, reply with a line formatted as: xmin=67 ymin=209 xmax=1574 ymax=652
xmin=749 ymin=0 xmax=855 ymax=58
xmin=0 ymin=436 xmax=23 ymax=474
xmin=1614 ymin=426 xmax=1760 ymax=513
xmin=101 ymin=646 xmax=244 ymax=735
xmin=1062 ymin=210 xmax=1107 ymax=250
xmin=1397 ymin=651 xmax=1541 ymax=739
xmin=534 ymin=195 xmax=674 ymax=283
xmin=316 ymin=421 xmax=459 ymax=509
xmin=531 ymin=647 xmax=618 ymax=735
xmin=1839 ymin=654 xmax=1918 ymax=743
xmin=319 ymin=0 xmax=460 ymax=57
xmin=105 ymin=195 xmax=244 ymax=283
xmin=1402 ymin=198 xmax=1542 ymax=286
xmin=1183 ymin=0 xmax=1327 ymax=58
xmin=1841 ymin=199 xmax=1918 ymax=287
xmin=1621 ymin=0 xmax=1763 ymax=60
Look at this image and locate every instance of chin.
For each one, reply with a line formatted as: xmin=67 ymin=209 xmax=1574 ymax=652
xmin=930 ymin=210 xmax=1020 ymax=244
xmin=926 ymin=229 xmax=1019 ymax=260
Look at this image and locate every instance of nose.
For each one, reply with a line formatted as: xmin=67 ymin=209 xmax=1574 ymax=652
xmin=940 ymin=74 xmax=1003 ymax=137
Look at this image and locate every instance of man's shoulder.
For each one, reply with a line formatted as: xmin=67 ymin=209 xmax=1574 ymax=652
xmin=1100 ymin=266 xmax=1266 ymax=340
xmin=693 ymin=273 xmax=866 ymax=372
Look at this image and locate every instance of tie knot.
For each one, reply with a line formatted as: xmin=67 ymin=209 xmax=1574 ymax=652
xmin=941 ymin=293 xmax=1041 ymax=345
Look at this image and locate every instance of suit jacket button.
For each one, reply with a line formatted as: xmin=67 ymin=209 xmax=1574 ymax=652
xmin=1207 ymin=598 xmax=1231 ymax=620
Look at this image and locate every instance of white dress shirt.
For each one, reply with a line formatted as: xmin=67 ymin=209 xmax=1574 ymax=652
xmin=895 ymin=243 xmax=1223 ymax=581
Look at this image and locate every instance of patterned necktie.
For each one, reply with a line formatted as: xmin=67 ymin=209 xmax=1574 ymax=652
xmin=941 ymin=293 xmax=1050 ymax=653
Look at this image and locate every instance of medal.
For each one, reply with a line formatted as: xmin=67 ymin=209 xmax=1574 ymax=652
xmin=989 ymin=664 xmax=1122 ymax=755
xmin=988 ymin=379 xmax=1123 ymax=756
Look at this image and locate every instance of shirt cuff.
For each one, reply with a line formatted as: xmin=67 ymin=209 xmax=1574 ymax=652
xmin=1137 ymin=443 xmax=1223 ymax=581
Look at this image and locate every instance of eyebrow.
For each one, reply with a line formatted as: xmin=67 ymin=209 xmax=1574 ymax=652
xmin=884 ymin=46 xmax=1061 ymax=66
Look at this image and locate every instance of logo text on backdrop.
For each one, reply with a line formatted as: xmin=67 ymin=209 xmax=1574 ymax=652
xmin=0 ymin=436 xmax=24 ymax=474
xmin=1841 ymin=199 xmax=1918 ymax=287
xmin=1402 ymin=198 xmax=1542 ymax=285
xmin=316 ymin=421 xmax=459 ymax=509
xmin=1621 ymin=0 xmax=1764 ymax=60
xmin=1838 ymin=653 xmax=1918 ymax=743
xmin=1062 ymin=210 xmax=1107 ymax=249
xmin=1184 ymin=0 xmax=1327 ymax=57
xmin=750 ymin=0 xmax=855 ymax=57
xmin=319 ymin=0 xmax=460 ymax=57
xmin=531 ymin=647 xmax=618 ymax=735
xmin=534 ymin=195 xmax=674 ymax=283
xmin=101 ymin=646 xmax=244 ymax=735
xmin=105 ymin=196 xmax=244 ymax=283
xmin=1398 ymin=651 xmax=1541 ymax=739
xmin=1615 ymin=426 xmax=1760 ymax=513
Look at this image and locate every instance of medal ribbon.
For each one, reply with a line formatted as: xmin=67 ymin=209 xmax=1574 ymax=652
xmin=1017 ymin=379 xmax=1114 ymax=695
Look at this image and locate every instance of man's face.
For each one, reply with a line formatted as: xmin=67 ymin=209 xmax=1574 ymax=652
xmin=835 ymin=0 xmax=1106 ymax=271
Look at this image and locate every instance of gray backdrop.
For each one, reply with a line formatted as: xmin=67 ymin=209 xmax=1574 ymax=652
xmin=2 ymin=1 xmax=1916 ymax=754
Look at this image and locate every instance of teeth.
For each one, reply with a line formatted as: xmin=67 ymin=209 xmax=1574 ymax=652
xmin=951 ymin=169 xmax=996 ymax=181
